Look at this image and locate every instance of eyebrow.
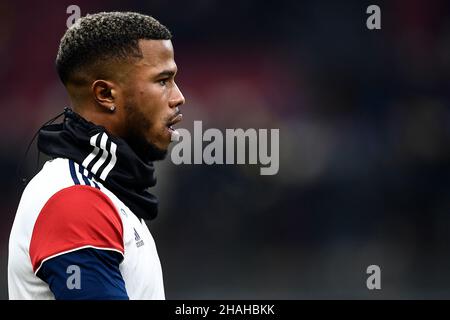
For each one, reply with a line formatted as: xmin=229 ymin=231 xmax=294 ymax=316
xmin=156 ymin=70 xmax=177 ymax=78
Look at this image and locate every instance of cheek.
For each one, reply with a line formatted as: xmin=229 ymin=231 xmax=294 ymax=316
xmin=141 ymin=87 xmax=169 ymax=116
xmin=128 ymin=84 xmax=168 ymax=132
xmin=138 ymin=85 xmax=167 ymax=107
xmin=139 ymin=98 xmax=167 ymax=131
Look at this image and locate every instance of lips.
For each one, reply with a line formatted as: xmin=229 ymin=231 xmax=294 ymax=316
xmin=168 ymin=113 xmax=183 ymax=127
xmin=166 ymin=111 xmax=183 ymax=142
xmin=167 ymin=113 xmax=183 ymax=129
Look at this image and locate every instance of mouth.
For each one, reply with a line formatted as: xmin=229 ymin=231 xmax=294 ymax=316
xmin=167 ymin=113 xmax=183 ymax=130
xmin=166 ymin=110 xmax=183 ymax=141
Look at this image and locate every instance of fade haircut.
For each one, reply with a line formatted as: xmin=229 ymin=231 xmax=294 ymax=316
xmin=56 ymin=12 xmax=172 ymax=85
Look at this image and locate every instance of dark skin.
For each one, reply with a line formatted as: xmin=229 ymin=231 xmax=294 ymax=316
xmin=66 ymin=39 xmax=185 ymax=160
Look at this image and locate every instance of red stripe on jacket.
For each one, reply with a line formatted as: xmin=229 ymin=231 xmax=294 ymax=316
xmin=29 ymin=185 xmax=124 ymax=273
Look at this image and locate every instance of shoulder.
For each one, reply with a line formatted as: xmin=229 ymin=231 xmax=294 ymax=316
xmin=25 ymin=157 xmax=100 ymax=197
xmin=12 ymin=158 xmax=78 ymax=235
xmin=18 ymin=158 xmax=103 ymax=217
xmin=22 ymin=158 xmax=73 ymax=200
xmin=30 ymin=183 xmax=124 ymax=274
xmin=13 ymin=158 xmax=124 ymax=273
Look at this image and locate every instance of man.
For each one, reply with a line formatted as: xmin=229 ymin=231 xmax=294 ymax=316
xmin=8 ymin=11 xmax=185 ymax=299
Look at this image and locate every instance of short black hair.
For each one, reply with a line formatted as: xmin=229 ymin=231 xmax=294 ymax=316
xmin=56 ymin=12 xmax=172 ymax=84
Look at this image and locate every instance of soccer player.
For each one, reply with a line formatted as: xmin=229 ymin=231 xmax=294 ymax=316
xmin=8 ymin=12 xmax=185 ymax=299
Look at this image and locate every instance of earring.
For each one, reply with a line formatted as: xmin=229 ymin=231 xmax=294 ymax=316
xmin=110 ymin=105 xmax=116 ymax=112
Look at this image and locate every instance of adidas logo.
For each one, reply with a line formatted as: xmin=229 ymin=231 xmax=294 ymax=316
xmin=134 ymin=228 xmax=144 ymax=248
xmin=82 ymin=132 xmax=118 ymax=181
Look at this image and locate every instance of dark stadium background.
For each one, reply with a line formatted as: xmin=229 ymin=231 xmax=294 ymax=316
xmin=1 ymin=0 xmax=450 ymax=299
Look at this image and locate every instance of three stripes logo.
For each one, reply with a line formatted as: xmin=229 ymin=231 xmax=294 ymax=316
xmin=134 ymin=228 xmax=145 ymax=248
xmin=82 ymin=132 xmax=118 ymax=181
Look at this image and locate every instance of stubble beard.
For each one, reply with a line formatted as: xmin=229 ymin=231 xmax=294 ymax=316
xmin=123 ymin=104 xmax=168 ymax=162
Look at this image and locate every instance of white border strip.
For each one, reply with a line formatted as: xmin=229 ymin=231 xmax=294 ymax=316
xmin=34 ymin=245 xmax=125 ymax=275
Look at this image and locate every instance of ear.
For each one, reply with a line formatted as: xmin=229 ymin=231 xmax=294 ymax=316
xmin=91 ymin=80 xmax=118 ymax=112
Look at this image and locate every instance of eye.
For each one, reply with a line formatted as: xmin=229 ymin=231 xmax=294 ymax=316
xmin=159 ymin=79 xmax=168 ymax=86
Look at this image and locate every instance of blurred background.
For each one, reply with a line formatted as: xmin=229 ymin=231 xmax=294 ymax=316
xmin=1 ymin=0 xmax=450 ymax=299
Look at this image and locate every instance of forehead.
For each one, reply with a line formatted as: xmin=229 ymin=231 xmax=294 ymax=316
xmin=134 ymin=39 xmax=176 ymax=72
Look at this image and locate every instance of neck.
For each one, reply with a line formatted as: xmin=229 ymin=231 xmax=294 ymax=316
xmin=74 ymin=104 xmax=125 ymax=138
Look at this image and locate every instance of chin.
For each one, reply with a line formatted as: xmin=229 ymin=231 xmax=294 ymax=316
xmin=146 ymin=142 xmax=168 ymax=161
xmin=125 ymin=134 xmax=168 ymax=162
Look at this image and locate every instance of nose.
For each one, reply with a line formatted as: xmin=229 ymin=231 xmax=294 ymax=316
xmin=169 ymin=83 xmax=185 ymax=109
